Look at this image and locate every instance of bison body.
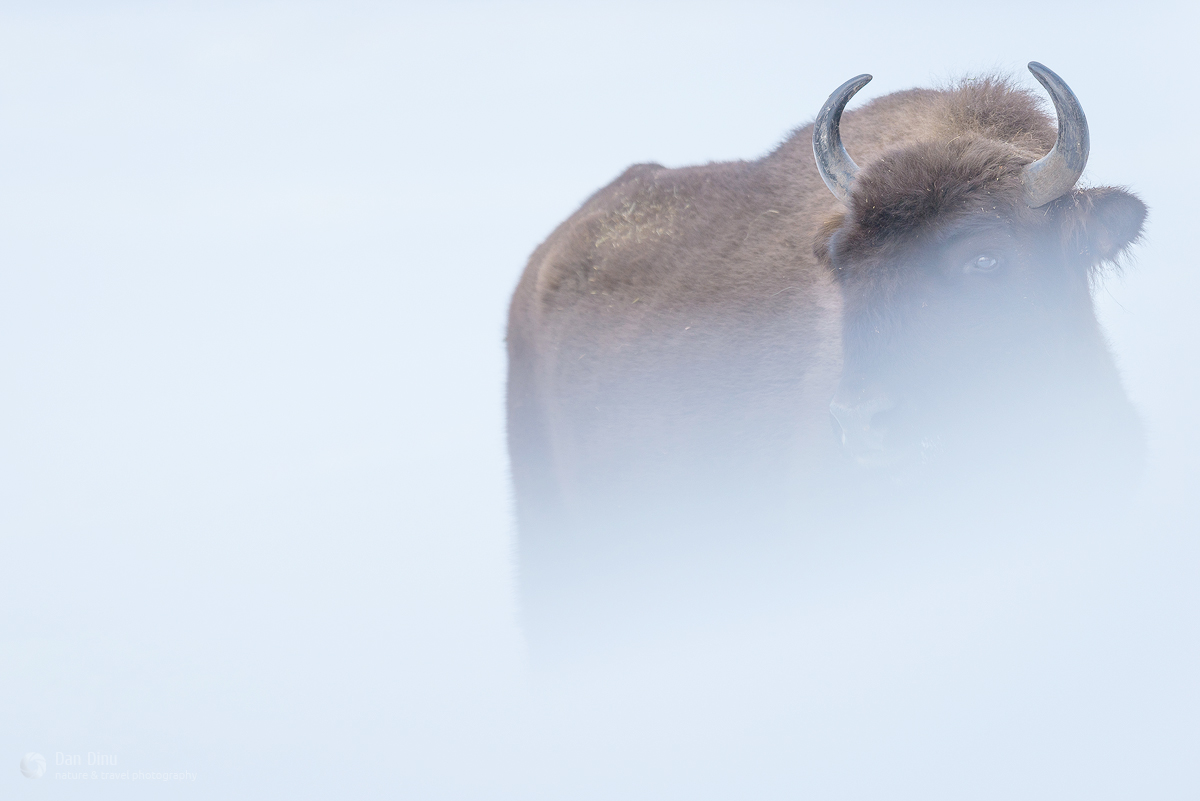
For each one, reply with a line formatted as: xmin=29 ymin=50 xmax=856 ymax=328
xmin=507 ymin=68 xmax=1146 ymax=649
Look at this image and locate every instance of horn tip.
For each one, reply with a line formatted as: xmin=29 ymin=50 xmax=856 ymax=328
xmin=1026 ymin=61 xmax=1056 ymax=80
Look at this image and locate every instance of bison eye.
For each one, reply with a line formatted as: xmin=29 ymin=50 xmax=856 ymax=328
xmin=965 ymin=254 xmax=999 ymax=273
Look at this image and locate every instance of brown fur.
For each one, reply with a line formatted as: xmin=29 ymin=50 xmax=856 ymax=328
xmin=507 ymin=75 xmax=1145 ymax=546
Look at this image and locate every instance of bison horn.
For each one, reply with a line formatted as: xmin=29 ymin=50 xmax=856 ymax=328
xmin=1021 ymin=62 xmax=1090 ymax=207
xmin=813 ymin=74 xmax=872 ymax=205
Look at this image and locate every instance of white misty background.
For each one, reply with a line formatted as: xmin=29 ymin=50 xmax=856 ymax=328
xmin=0 ymin=2 xmax=1195 ymax=799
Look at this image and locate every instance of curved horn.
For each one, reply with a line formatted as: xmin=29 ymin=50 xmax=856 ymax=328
xmin=1022 ymin=62 xmax=1090 ymax=207
xmin=813 ymin=74 xmax=872 ymax=205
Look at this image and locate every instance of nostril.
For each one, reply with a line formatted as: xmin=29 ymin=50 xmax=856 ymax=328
xmin=829 ymin=394 xmax=896 ymax=452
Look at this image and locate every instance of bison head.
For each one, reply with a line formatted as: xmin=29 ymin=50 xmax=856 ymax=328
xmin=813 ymin=65 xmax=1146 ymax=484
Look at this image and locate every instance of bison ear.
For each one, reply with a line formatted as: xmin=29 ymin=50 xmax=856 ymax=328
xmin=812 ymin=212 xmax=846 ymax=267
xmin=1055 ymin=186 xmax=1146 ymax=268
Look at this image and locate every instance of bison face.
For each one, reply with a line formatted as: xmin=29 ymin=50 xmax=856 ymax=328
xmin=817 ymin=142 xmax=1146 ymax=480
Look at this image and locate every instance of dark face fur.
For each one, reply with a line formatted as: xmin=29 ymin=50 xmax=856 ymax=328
xmin=817 ymin=138 xmax=1146 ymax=482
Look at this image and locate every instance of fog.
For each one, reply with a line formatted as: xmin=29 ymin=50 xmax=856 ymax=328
xmin=1 ymin=2 xmax=1196 ymax=798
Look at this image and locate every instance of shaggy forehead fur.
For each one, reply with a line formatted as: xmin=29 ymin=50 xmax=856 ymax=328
xmin=855 ymin=139 xmax=1028 ymax=227
xmin=838 ymin=77 xmax=1057 ymax=252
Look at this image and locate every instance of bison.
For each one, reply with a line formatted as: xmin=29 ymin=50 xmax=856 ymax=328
xmin=506 ymin=64 xmax=1146 ymax=647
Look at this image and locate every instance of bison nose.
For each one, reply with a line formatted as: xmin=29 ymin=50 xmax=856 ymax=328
xmin=829 ymin=392 xmax=896 ymax=460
